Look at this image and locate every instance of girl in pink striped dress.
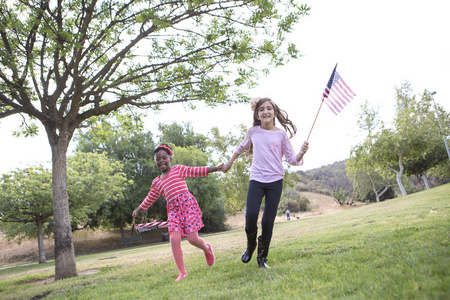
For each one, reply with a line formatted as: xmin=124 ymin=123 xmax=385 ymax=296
xmin=132 ymin=144 xmax=223 ymax=281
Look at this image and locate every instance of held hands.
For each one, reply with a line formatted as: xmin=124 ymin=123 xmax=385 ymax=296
xmin=222 ymin=161 xmax=232 ymax=173
xmin=217 ymin=163 xmax=224 ymax=172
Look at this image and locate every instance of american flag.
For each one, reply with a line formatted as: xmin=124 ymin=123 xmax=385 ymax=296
xmin=322 ymin=66 xmax=356 ymax=115
xmin=135 ymin=221 xmax=169 ymax=233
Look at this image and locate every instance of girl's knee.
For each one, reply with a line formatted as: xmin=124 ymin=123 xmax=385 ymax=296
xmin=186 ymin=233 xmax=198 ymax=244
xmin=186 ymin=232 xmax=204 ymax=246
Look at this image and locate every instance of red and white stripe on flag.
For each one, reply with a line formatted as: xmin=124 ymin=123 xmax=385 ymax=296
xmin=322 ymin=68 xmax=356 ymax=115
xmin=135 ymin=221 xmax=169 ymax=233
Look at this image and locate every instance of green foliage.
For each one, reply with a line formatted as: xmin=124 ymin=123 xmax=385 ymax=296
xmin=332 ymin=188 xmax=349 ymax=205
xmin=75 ymin=116 xmax=163 ymax=230
xmin=0 ymin=152 xmax=128 ymax=263
xmin=209 ymin=125 xmax=250 ymax=213
xmin=297 ymin=161 xmax=351 ymax=196
xmin=429 ymin=160 xmax=450 ymax=179
xmin=1 ymin=0 xmax=310 ymax=136
xmin=348 ymin=84 xmax=450 ymax=197
xmin=283 ymin=170 xmax=300 ymax=190
xmin=66 ymin=152 xmax=130 ymax=230
xmin=76 ymin=120 xmax=228 ymax=232
xmin=278 ymin=188 xmax=310 ymax=214
xmin=0 ymin=167 xmax=53 ymax=242
xmin=157 ymin=122 xmax=209 ymax=151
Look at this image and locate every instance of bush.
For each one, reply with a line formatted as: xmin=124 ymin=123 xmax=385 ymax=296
xmin=333 ymin=189 xmax=346 ymax=205
xmin=278 ymin=189 xmax=310 ymax=215
xmin=298 ymin=197 xmax=310 ymax=212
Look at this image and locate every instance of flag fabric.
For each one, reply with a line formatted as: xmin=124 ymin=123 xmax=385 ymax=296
xmin=322 ymin=66 xmax=356 ymax=115
xmin=135 ymin=221 xmax=169 ymax=233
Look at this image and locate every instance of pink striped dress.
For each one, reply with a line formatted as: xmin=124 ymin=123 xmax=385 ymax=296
xmin=139 ymin=165 xmax=209 ymax=237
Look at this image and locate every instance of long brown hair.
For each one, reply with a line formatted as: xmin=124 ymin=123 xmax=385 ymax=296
xmin=245 ymin=98 xmax=297 ymax=156
xmin=253 ymin=98 xmax=297 ymax=138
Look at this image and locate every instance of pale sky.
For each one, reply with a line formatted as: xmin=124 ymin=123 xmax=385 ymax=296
xmin=1 ymin=0 xmax=449 ymax=174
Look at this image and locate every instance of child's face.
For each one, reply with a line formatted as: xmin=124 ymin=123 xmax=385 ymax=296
xmin=257 ymin=100 xmax=276 ymax=126
xmin=154 ymin=149 xmax=172 ymax=173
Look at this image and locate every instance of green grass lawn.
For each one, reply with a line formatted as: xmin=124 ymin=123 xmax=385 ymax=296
xmin=1 ymin=184 xmax=449 ymax=299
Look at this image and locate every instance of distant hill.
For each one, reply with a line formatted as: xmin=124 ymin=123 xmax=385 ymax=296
xmin=296 ymin=160 xmax=351 ymax=196
xmin=296 ymin=160 xmax=449 ymax=202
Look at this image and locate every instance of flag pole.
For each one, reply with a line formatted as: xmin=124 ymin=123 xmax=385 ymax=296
xmin=306 ymin=63 xmax=338 ymax=142
xmin=306 ymin=100 xmax=323 ymax=142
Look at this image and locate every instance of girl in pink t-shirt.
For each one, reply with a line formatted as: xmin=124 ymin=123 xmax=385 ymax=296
xmin=223 ymin=97 xmax=309 ymax=268
xmin=133 ymin=144 xmax=223 ymax=281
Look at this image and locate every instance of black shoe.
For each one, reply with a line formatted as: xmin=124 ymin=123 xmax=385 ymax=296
xmin=257 ymin=236 xmax=271 ymax=268
xmin=241 ymin=231 xmax=257 ymax=263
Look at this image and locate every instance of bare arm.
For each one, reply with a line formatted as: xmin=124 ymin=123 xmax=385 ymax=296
xmin=222 ymin=152 xmax=241 ymax=173
xmin=208 ymin=163 xmax=224 ymax=173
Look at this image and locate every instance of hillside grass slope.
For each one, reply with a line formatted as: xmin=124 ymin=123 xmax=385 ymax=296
xmin=1 ymin=184 xmax=448 ymax=299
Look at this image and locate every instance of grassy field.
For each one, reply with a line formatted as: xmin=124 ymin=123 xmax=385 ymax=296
xmin=1 ymin=184 xmax=448 ymax=299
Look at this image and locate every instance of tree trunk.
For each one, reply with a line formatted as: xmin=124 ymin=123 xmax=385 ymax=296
xmin=37 ymin=220 xmax=46 ymax=264
xmin=51 ymin=137 xmax=78 ymax=280
xmin=422 ymin=174 xmax=430 ymax=190
xmin=396 ymin=154 xmax=407 ymax=196
xmin=374 ymin=186 xmax=389 ymax=203
xmin=119 ymin=222 xmax=125 ymax=239
xmin=395 ymin=170 xmax=407 ymax=196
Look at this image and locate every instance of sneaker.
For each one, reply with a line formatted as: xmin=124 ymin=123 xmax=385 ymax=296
xmin=205 ymin=243 xmax=215 ymax=266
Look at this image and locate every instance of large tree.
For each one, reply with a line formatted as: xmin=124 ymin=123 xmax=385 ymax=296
xmin=0 ymin=0 xmax=309 ymax=279
xmin=348 ymin=85 xmax=449 ymax=197
xmin=347 ymin=143 xmax=393 ymax=202
xmin=372 ymin=86 xmax=445 ymax=195
xmin=347 ymin=101 xmax=393 ymax=202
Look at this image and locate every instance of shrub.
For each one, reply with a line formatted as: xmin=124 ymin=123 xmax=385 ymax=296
xmin=278 ymin=189 xmax=310 ymax=215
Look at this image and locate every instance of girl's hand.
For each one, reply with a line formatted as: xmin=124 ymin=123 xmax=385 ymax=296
xmin=300 ymin=141 xmax=309 ymax=155
xmin=222 ymin=162 xmax=232 ymax=173
xmin=132 ymin=207 xmax=142 ymax=218
xmin=296 ymin=141 xmax=309 ymax=162
xmin=217 ymin=163 xmax=224 ymax=171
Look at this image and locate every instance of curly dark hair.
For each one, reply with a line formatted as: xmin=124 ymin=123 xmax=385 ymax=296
xmin=153 ymin=143 xmax=173 ymax=156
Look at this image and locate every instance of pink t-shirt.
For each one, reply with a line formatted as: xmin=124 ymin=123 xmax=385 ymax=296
xmin=235 ymin=126 xmax=303 ymax=183
xmin=139 ymin=165 xmax=208 ymax=211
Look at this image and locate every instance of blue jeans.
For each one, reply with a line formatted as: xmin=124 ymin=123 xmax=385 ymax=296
xmin=245 ymin=179 xmax=283 ymax=241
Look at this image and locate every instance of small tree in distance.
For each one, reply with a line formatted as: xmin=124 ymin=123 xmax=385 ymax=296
xmin=0 ymin=167 xmax=53 ymax=264
xmin=0 ymin=152 xmax=128 ymax=264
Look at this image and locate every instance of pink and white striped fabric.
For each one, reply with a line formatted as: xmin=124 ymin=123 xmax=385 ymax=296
xmin=139 ymin=165 xmax=209 ymax=211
